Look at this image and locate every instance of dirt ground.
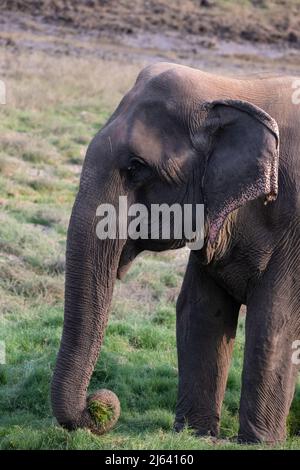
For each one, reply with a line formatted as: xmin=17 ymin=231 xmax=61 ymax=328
xmin=1 ymin=0 xmax=300 ymax=46
xmin=1 ymin=2 xmax=300 ymax=77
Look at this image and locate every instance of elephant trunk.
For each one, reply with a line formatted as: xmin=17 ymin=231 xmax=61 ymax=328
xmin=51 ymin=177 xmax=124 ymax=434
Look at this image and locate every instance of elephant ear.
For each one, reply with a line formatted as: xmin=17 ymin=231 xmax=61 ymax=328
xmin=192 ymin=99 xmax=279 ymax=244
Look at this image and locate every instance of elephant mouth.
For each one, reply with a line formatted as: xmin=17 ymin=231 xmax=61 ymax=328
xmin=117 ymin=241 xmax=141 ymax=280
xmin=117 ymin=238 xmax=187 ymax=280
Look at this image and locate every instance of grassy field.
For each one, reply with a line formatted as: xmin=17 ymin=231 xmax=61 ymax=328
xmin=0 ymin=47 xmax=300 ymax=450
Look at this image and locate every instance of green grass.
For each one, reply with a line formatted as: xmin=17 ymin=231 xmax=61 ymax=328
xmin=0 ymin=48 xmax=299 ymax=450
xmin=0 ymin=298 xmax=299 ymax=450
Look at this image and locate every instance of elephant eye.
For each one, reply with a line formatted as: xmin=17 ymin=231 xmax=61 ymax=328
xmin=126 ymin=157 xmax=153 ymax=186
xmin=127 ymin=157 xmax=145 ymax=172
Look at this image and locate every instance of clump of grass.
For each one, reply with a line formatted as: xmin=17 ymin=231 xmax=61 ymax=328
xmin=160 ymin=272 xmax=178 ymax=288
xmin=0 ymin=214 xmax=65 ymax=274
xmin=152 ymin=304 xmax=174 ymax=327
xmin=0 ymin=263 xmax=64 ymax=301
xmin=88 ymin=401 xmax=115 ymax=427
xmin=45 ymin=256 xmax=65 ymax=275
xmin=26 ymin=207 xmax=68 ymax=230
xmin=28 ymin=178 xmax=60 ymax=193
xmin=0 ymin=131 xmax=58 ymax=165
xmin=0 ymin=155 xmax=25 ymax=177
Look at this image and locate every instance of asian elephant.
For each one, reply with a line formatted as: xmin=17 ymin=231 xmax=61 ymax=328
xmin=51 ymin=62 xmax=300 ymax=444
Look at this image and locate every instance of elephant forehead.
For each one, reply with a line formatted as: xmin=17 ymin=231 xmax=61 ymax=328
xmin=111 ymin=119 xmax=129 ymax=142
xmin=129 ymin=118 xmax=163 ymax=163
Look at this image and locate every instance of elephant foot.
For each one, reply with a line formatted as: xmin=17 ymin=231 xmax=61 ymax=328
xmin=173 ymin=418 xmax=185 ymax=433
xmin=86 ymin=389 xmax=120 ymax=435
xmin=237 ymin=432 xmax=284 ymax=446
xmin=173 ymin=418 xmax=219 ymax=438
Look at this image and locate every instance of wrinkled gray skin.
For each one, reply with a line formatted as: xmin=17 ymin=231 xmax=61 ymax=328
xmin=51 ymin=62 xmax=300 ymax=443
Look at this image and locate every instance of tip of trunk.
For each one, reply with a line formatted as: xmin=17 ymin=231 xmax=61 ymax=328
xmin=52 ymin=388 xmax=120 ymax=435
xmin=87 ymin=389 xmax=121 ymax=434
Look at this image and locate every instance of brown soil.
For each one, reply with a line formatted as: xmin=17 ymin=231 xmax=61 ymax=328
xmin=1 ymin=0 xmax=300 ymax=48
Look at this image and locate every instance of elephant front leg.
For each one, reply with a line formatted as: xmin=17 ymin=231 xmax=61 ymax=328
xmin=239 ymin=261 xmax=300 ymax=444
xmin=174 ymin=254 xmax=240 ymax=437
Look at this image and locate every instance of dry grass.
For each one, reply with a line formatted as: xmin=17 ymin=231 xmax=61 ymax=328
xmin=1 ymin=49 xmax=140 ymax=112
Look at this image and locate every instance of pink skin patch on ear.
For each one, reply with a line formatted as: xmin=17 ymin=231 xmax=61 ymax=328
xmin=208 ymin=199 xmax=237 ymax=245
xmin=208 ymin=178 xmax=277 ymax=245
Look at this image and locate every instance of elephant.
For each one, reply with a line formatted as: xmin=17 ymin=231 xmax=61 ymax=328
xmin=51 ymin=62 xmax=300 ymax=444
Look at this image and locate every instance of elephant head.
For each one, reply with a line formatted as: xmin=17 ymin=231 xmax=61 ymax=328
xmin=51 ymin=63 xmax=279 ymax=433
